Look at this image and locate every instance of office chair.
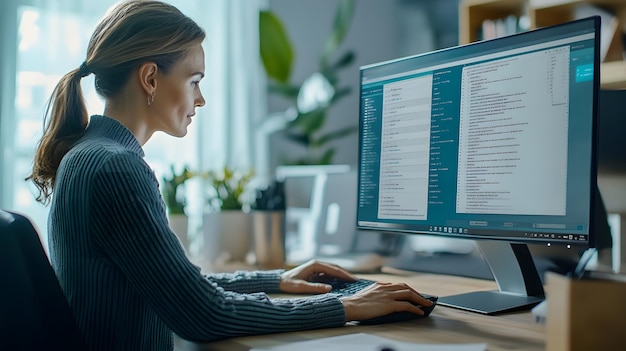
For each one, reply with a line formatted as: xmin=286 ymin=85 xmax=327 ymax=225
xmin=0 ymin=209 xmax=86 ymax=350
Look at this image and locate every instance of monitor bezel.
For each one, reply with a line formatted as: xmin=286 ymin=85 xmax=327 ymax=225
xmin=356 ymin=17 xmax=601 ymax=249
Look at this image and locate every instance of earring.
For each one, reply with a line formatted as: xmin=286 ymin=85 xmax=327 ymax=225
xmin=147 ymin=92 xmax=155 ymax=106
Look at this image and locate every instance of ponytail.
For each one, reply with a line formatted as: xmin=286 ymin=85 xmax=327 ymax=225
xmin=27 ymin=66 xmax=89 ymax=205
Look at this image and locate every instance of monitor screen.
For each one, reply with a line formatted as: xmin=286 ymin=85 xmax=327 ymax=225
xmin=357 ymin=18 xmax=599 ymax=248
xmin=356 ymin=17 xmax=600 ymax=314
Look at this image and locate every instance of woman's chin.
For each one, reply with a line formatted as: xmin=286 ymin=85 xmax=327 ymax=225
xmin=166 ymin=127 xmax=188 ymax=138
xmin=174 ymin=118 xmax=192 ymax=137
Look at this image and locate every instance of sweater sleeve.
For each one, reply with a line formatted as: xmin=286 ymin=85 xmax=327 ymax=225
xmin=90 ymin=153 xmax=346 ymax=341
xmin=205 ymin=270 xmax=284 ymax=294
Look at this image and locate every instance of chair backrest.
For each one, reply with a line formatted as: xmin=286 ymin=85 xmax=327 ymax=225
xmin=0 ymin=210 xmax=86 ymax=350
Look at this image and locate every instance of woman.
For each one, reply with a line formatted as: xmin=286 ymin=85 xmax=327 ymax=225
xmin=27 ymin=1 xmax=432 ymax=350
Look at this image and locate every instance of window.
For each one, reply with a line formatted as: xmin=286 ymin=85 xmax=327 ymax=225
xmin=1 ymin=0 xmax=264 ymax=247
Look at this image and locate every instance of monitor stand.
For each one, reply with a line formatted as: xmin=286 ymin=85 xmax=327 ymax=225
xmin=438 ymin=241 xmax=545 ymax=315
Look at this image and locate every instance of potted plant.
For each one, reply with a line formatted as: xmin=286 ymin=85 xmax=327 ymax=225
xmin=259 ymin=0 xmax=357 ymax=165
xmin=162 ymin=165 xmax=194 ymax=215
xmin=201 ymin=166 xmax=255 ymax=263
xmin=161 ymin=165 xmax=194 ymax=250
xmin=203 ymin=166 xmax=255 ymax=212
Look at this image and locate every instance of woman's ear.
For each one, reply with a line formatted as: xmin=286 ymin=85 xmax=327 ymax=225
xmin=138 ymin=62 xmax=158 ymax=96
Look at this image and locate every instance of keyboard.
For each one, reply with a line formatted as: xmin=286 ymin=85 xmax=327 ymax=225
xmin=327 ymin=277 xmax=377 ymax=296
xmin=321 ymin=277 xmax=438 ymax=324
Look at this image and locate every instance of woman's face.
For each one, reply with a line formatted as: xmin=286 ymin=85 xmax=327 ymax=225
xmin=151 ymin=44 xmax=206 ymax=137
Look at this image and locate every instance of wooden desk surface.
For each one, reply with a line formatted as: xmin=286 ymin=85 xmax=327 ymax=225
xmin=175 ymin=269 xmax=546 ymax=351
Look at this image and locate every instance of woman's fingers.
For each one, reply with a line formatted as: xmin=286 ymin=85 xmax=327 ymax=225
xmin=340 ymin=282 xmax=433 ymax=321
xmin=303 ymin=260 xmax=358 ymax=281
xmin=280 ymin=259 xmax=358 ymax=293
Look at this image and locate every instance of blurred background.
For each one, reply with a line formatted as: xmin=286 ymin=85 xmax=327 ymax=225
xmin=0 ymin=0 xmax=460 ymax=243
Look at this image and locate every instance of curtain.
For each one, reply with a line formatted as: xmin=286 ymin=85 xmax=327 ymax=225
xmin=0 ymin=0 xmax=265 ymax=244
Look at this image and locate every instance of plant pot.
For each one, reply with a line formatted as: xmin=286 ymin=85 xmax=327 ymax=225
xmin=203 ymin=211 xmax=252 ymax=263
xmin=251 ymin=210 xmax=286 ymax=269
xmin=167 ymin=213 xmax=189 ymax=252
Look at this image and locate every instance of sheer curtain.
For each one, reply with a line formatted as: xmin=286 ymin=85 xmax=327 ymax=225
xmin=0 ymin=0 xmax=265 ymax=244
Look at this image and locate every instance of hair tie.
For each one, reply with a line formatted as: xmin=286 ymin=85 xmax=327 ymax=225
xmin=78 ymin=61 xmax=91 ymax=78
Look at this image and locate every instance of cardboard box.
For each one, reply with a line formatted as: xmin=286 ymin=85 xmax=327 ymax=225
xmin=546 ymin=271 xmax=626 ymax=351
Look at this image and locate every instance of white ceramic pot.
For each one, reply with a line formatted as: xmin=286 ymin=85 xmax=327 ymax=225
xmin=167 ymin=214 xmax=189 ymax=252
xmin=203 ymin=211 xmax=251 ymax=263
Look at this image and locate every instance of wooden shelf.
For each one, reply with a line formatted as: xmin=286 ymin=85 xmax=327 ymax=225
xmin=460 ymin=0 xmax=527 ymax=44
xmin=601 ymin=60 xmax=626 ymax=89
xmin=460 ymin=0 xmax=626 ymax=89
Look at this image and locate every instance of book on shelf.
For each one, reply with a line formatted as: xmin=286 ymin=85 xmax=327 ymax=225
xmin=480 ymin=15 xmax=528 ymax=41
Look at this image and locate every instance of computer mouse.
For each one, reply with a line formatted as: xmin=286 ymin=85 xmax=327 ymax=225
xmin=358 ymin=295 xmax=438 ymax=325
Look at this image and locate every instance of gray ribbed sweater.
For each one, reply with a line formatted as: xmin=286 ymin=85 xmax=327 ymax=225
xmin=48 ymin=115 xmax=345 ymax=350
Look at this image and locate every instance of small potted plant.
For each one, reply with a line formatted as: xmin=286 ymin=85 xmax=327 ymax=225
xmin=162 ymin=165 xmax=194 ymax=215
xmin=201 ymin=166 xmax=255 ymax=263
xmin=203 ymin=166 xmax=255 ymax=212
xmin=161 ymin=165 xmax=195 ymax=250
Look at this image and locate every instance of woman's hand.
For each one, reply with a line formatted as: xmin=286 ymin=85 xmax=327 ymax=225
xmin=279 ymin=259 xmax=358 ymax=294
xmin=340 ymin=282 xmax=433 ymax=321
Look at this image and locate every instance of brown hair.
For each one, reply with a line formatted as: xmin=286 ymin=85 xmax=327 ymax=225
xmin=27 ymin=0 xmax=205 ymax=204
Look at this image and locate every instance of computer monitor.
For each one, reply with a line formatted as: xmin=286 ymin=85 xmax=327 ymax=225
xmin=356 ymin=17 xmax=600 ymax=314
xmin=275 ymin=165 xmax=351 ymax=260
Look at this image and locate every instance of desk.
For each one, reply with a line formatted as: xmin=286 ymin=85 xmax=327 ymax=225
xmin=175 ymin=269 xmax=545 ymax=351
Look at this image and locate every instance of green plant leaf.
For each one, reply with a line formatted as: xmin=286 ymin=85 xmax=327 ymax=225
xmin=268 ymin=82 xmax=300 ymax=99
xmin=161 ymin=165 xmax=194 ymax=215
xmin=287 ymin=109 xmax=326 ymax=134
xmin=283 ymin=148 xmax=334 ymax=166
xmin=330 ymin=50 xmax=355 ymax=71
xmin=320 ymin=51 xmax=355 ymax=80
xmin=260 ymin=10 xmax=294 ymax=83
xmin=320 ymin=0 xmax=356 ymax=70
xmin=313 ymin=125 xmax=358 ymax=147
xmin=283 ymin=131 xmax=310 ymax=146
xmin=168 ymin=202 xmax=186 ymax=215
xmin=317 ymin=148 xmax=336 ymax=165
xmin=221 ymin=195 xmax=243 ymax=211
xmin=202 ymin=166 xmax=254 ymax=211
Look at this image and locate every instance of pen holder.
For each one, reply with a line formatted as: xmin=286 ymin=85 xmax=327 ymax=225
xmin=545 ymin=271 xmax=626 ymax=351
xmin=251 ymin=210 xmax=286 ymax=269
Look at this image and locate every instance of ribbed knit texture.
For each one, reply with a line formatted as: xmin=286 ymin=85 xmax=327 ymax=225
xmin=48 ymin=115 xmax=346 ymax=351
